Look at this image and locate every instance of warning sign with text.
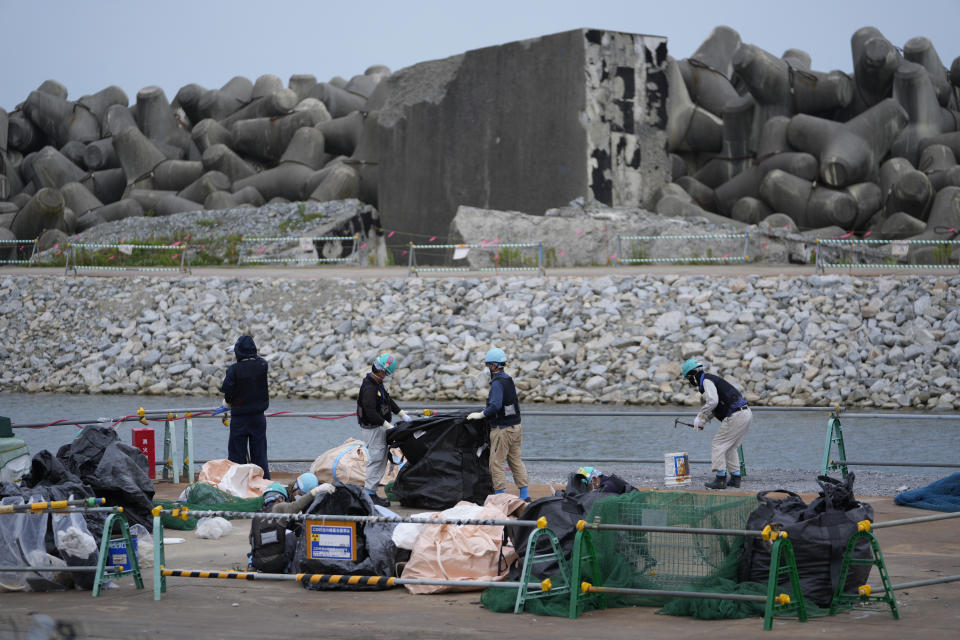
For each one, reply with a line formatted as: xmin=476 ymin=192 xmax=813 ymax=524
xmin=305 ymin=520 xmax=357 ymax=561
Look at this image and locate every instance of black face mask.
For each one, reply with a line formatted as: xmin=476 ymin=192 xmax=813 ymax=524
xmin=686 ymin=372 xmax=700 ymax=388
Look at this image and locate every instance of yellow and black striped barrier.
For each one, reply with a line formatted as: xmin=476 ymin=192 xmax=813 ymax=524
xmin=160 ymin=568 xmax=550 ymax=592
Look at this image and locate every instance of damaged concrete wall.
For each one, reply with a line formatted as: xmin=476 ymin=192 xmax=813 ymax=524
xmin=375 ymin=29 xmax=669 ymax=249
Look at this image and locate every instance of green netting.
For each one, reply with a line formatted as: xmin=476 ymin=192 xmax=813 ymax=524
xmin=482 ymin=490 xmax=789 ymax=619
xmin=153 ymin=483 xmax=265 ymax=530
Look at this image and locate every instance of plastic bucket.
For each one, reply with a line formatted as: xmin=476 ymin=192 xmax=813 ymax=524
xmin=664 ymin=452 xmax=691 ymax=486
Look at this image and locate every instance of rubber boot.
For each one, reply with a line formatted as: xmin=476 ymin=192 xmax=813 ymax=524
xmin=519 ymin=486 xmax=530 ymax=502
xmin=727 ymin=474 xmax=742 ymax=489
xmin=366 ymin=490 xmax=389 ymax=508
xmin=704 ymin=474 xmax=727 ymax=490
xmin=493 ymin=489 xmax=505 ymax=495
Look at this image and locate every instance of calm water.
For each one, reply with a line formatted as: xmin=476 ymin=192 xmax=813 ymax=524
xmin=3 ymin=392 xmax=958 ymax=476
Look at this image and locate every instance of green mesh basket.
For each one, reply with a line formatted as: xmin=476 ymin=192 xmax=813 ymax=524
xmin=153 ymin=483 xmax=265 ymax=530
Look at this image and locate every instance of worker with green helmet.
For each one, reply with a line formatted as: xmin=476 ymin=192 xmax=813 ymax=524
xmin=681 ymin=358 xmax=752 ymax=490
xmin=356 ymin=352 xmax=411 ymax=507
xmin=467 ymin=347 xmax=530 ymax=501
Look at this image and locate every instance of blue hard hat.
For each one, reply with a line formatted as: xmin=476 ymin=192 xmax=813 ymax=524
xmin=294 ymin=473 xmax=319 ymax=494
xmin=373 ymin=353 xmax=398 ymax=376
xmin=263 ymin=482 xmax=288 ymax=504
xmin=681 ymin=359 xmax=703 ymax=377
xmin=484 ymin=348 xmax=507 ymax=365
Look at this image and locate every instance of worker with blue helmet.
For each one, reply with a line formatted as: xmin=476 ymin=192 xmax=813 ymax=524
xmin=356 ymin=352 xmax=411 ymax=507
xmin=467 ymin=348 xmax=530 ymax=501
xmin=681 ymin=358 xmax=751 ymax=490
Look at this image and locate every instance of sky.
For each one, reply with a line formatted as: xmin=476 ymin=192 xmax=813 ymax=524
xmin=2 ymin=0 xmax=959 ymax=111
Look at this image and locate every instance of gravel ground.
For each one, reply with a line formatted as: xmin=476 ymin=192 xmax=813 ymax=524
xmin=268 ymin=461 xmax=943 ymax=498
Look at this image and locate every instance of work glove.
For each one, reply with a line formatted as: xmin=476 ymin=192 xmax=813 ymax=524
xmin=398 ymin=410 xmax=412 ymax=422
xmin=310 ymin=483 xmax=336 ymax=497
xmin=382 ymin=420 xmax=394 ymax=430
xmin=466 ymin=412 xmax=485 ymax=421
xmin=693 ymin=416 xmax=703 ymax=430
xmin=212 ymin=400 xmax=230 ymax=416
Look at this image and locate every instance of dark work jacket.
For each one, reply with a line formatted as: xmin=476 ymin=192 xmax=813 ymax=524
xmin=484 ymin=371 xmax=521 ymax=428
xmin=357 ymin=373 xmax=400 ymax=428
xmin=698 ymin=372 xmax=747 ymax=421
xmin=221 ymin=339 xmax=269 ymax=416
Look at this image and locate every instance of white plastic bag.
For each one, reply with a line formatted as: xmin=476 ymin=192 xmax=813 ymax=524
xmin=195 ymin=517 xmax=233 ymax=540
xmin=129 ymin=524 xmax=154 ymax=568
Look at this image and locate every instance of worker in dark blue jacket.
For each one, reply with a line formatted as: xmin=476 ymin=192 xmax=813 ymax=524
xmin=221 ymin=335 xmax=271 ymax=479
xmin=467 ymin=348 xmax=530 ymax=501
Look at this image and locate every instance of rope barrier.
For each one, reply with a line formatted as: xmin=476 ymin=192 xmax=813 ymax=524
xmin=409 ymin=242 xmax=541 ymax=249
xmin=160 ymin=568 xmax=551 ymax=591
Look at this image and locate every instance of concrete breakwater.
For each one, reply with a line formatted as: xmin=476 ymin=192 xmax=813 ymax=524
xmin=1 ymin=273 xmax=958 ymax=410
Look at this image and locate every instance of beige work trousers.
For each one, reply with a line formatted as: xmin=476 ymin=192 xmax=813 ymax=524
xmin=489 ymin=424 xmax=529 ymax=492
xmin=710 ymin=408 xmax=752 ymax=474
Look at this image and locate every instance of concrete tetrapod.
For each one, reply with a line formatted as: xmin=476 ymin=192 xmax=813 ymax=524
xmin=10 ymin=188 xmax=66 ymax=240
xmin=758 ymin=168 xmax=858 ymax=229
xmin=665 ymin=57 xmax=722 ymax=153
xmin=155 ymin=193 xmax=203 ymax=216
xmin=103 ymin=104 xmax=138 ymax=137
xmin=714 ymin=152 xmax=818 ymax=214
xmin=196 ymin=76 xmax=253 ymax=122
xmin=111 ymin=127 xmax=167 ymax=184
xmin=279 ymin=127 xmax=327 ymax=169
xmin=220 ymin=89 xmax=298 ymax=128
xmin=231 ymin=111 xmax=321 ymax=162
xmin=83 ymin=139 xmax=119 ymax=171
xmin=315 ymin=112 xmax=364 ymax=157
xmin=730 ymin=196 xmax=772 ymax=224
xmin=787 ymin=98 xmax=909 ymax=187
xmin=733 ymin=43 xmax=854 ymax=148
xmin=232 ymin=185 xmax=265 ymax=207
xmin=916 ymin=132 xmax=960 ymax=161
xmin=232 ymin=163 xmax=313 ymax=202
xmin=879 ymin=157 xmax=915 ymax=197
xmin=178 ymin=171 xmax=230 ymax=204
xmin=191 ymin=119 xmax=235 ymax=153
xmin=844 ymin=181 xmax=883 ymax=231
xmin=86 ymin=198 xmax=143 ymax=224
xmin=888 ymin=170 xmax=934 ymax=221
xmin=81 ymin=169 xmax=126 ymax=204
xmin=693 ymin=94 xmax=755 ymax=188
xmin=677 ymin=58 xmax=740 ymax=119
xmin=919 ymin=144 xmax=957 ymax=190
xmin=675 ymin=176 xmax=717 ymax=211
xmin=59 ymin=181 xmax=103 ymax=217
xmin=201 ymin=144 xmax=256 ymax=183
xmin=880 ymin=211 xmax=926 ymax=239
xmin=29 ymin=146 xmax=87 ymax=189
xmin=288 ymin=74 xmax=318 ymax=101
xmin=849 ymin=27 xmax=901 ymax=114
xmin=125 ymin=189 xmax=177 ymax=212
xmin=152 ymin=160 xmax=205 ymax=192
xmin=903 ymin=36 xmax=955 ymax=108
xmin=22 ymin=91 xmax=99 ymax=147
xmin=308 ymin=163 xmax=360 ymax=202
xmin=252 ymin=74 xmax=284 ymax=100
xmin=60 ymin=141 xmax=87 ymax=169
xmin=7 ymin=111 xmax=45 ymax=153
xmin=305 ymin=83 xmax=366 ymax=118
xmin=891 ymin=61 xmax=950 ymax=165
xmin=905 ymin=187 xmax=960 ymax=264
xmin=136 ymin=86 xmax=194 ymax=158
xmin=173 ymin=83 xmax=206 ymax=125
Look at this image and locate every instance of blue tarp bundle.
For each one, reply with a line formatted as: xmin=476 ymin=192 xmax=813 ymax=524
xmin=894 ymin=473 xmax=960 ymax=512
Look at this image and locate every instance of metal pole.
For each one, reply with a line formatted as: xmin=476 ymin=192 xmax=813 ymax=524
xmin=742 ymin=231 xmax=750 ymax=263
xmin=407 ymin=242 xmax=414 ymax=276
xmin=616 ymin=235 xmax=622 ymax=265
xmin=880 ymin=574 xmax=960 ymax=591
xmin=871 ymin=511 xmax=960 ymax=530
xmin=0 ymin=566 xmax=122 ymax=573
xmin=832 ymin=460 xmax=960 ymax=468
xmin=583 ymin=522 xmax=765 ymax=537
xmin=0 ymin=498 xmax=104 ymax=513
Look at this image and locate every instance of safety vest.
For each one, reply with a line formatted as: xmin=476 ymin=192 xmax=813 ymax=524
xmin=488 ymin=372 xmax=521 ymax=428
xmin=699 ymin=373 xmax=747 ymax=420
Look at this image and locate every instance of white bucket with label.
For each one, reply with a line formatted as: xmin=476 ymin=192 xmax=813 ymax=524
xmin=664 ymin=452 xmax=691 ymax=486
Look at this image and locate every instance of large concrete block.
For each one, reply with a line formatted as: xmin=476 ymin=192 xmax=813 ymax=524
xmin=376 ymin=29 xmax=669 ymax=242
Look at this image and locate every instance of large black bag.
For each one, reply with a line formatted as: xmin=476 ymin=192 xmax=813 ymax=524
xmin=249 ymin=514 xmax=298 ymax=573
xmin=739 ymin=474 xmax=874 ymax=607
xmin=292 ymin=483 xmax=397 ymax=590
xmin=385 ymin=414 xmax=492 ymax=509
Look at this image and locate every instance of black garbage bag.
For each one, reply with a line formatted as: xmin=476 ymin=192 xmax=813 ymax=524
xmin=292 ymin=483 xmax=398 ymax=590
xmin=505 ymin=491 xmax=608 ymax=579
xmin=385 ymin=414 xmax=492 ymax=509
xmin=55 ymin=426 xmax=155 ymax=530
xmin=739 ymin=474 xmax=874 ymax=607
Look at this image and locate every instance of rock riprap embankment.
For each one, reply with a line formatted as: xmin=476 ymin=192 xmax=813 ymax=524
xmin=1 ymin=274 xmax=958 ymax=409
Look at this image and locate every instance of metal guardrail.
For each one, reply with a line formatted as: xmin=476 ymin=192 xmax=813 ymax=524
xmin=815 ymin=237 xmax=960 ymax=272
xmin=237 ymin=235 xmax=360 ymax=266
xmin=616 ymin=233 xmax=751 ymax=265
xmin=408 ymin=242 xmax=544 ymax=276
xmin=64 ymin=242 xmax=191 ymax=274
xmin=0 ymin=238 xmax=40 ymax=265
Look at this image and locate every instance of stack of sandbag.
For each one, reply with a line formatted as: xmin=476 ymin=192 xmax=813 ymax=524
xmin=308 ymin=437 xmax=402 ymax=488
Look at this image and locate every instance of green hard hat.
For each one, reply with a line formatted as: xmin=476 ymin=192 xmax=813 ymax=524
xmin=681 ymin=359 xmax=703 ymax=377
xmin=263 ymin=482 xmax=288 ymax=502
xmin=374 ymin=353 xmax=398 ymax=376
